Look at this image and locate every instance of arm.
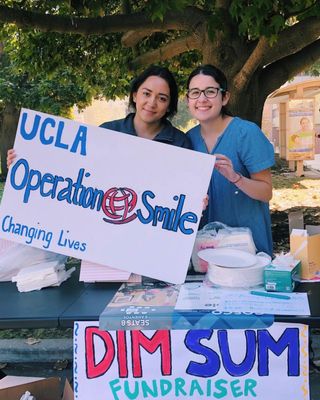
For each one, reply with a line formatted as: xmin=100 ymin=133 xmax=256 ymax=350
xmin=7 ymin=149 xmax=16 ymax=168
xmin=214 ymin=153 xmax=273 ymax=202
xmin=234 ymin=169 xmax=272 ymax=202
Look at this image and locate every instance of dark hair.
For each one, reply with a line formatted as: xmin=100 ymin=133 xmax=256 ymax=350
xmin=128 ymin=65 xmax=178 ymax=119
xmin=187 ymin=64 xmax=232 ymax=116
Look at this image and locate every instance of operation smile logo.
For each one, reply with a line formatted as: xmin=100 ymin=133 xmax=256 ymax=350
xmin=102 ymin=187 xmax=138 ymax=224
xmin=101 ymin=187 xmax=197 ymax=234
xmin=7 ymin=111 xmax=198 ymax=236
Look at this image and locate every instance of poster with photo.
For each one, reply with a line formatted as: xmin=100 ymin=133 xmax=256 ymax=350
xmin=286 ymin=99 xmax=315 ymax=161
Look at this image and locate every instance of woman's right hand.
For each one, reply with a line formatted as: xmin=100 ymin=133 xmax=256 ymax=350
xmin=7 ymin=149 xmax=16 ymax=169
xmin=202 ymin=194 xmax=209 ymax=211
xmin=214 ymin=153 xmax=239 ymax=183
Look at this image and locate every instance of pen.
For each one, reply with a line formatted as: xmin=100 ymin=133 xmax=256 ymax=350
xmin=250 ymin=290 xmax=290 ymax=300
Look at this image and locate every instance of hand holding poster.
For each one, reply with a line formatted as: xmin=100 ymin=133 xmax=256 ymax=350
xmin=74 ymin=322 xmax=310 ymax=400
xmin=0 ymin=109 xmax=214 ymax=283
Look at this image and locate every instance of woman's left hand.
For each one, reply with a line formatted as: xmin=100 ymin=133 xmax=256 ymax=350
xmin=214 ymin=153 xmax=273 ymax=202
xmin=214 ymin=153 xmax=239 ymax=183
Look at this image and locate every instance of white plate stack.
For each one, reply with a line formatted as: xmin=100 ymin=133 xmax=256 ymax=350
xmin=198 ymin=248 xmax=271 ymax=288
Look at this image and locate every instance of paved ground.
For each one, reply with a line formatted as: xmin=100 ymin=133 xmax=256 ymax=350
xmin=283 ymin=165 xmax=320 ymax=179
xmin=305 ymin=155 xmax=320 ymax=172
xmin=277 ymin=154 xmax=320 ymax=178
xmin=310 ymin=372 xmax=320 ymax=399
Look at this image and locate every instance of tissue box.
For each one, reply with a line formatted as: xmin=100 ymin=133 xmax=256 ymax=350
xmin=264 ymin=259 xmax=301 ymax=292
xmin=290 ymin=226 xmax=320 ymax=279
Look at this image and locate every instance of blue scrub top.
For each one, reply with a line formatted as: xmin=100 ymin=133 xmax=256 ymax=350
xmin=187 ymin=117 xmax=275 ymax=256
xmin=100 ymin=113 xmax=192 ymax=149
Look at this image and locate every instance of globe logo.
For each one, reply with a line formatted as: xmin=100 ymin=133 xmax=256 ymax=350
xmin=102 ymin=187 xmax=137 ymax=224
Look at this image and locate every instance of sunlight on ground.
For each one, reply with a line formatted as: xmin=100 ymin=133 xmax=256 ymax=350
xmin=271 ymin=178 xmax=320 ymax=211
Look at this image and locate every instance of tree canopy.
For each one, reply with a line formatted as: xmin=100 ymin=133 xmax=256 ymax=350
xmin=0 ymin=0 xmax=318 ymax=125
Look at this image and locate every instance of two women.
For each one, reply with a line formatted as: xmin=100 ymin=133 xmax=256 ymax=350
xmin=100 ymin=63 xmax=274 ymax=255
xmin=8 ymin=64 xmax=274 ymax=255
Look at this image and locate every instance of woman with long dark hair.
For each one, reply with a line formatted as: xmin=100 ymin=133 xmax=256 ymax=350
xmin=100 ymin=65 xmax=191 ymax=149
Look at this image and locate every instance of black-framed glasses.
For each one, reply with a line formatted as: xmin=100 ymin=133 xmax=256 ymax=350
xmin=187 ymin=87 xmax=225 ymax=99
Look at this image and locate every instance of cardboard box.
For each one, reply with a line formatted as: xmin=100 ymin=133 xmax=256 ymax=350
xmin=0 ymin=376 xmax=73 ymax=400
xmin=264 ymin=259 xmax=301 ymax=292
xmin=290 ymin=226 xmax=320 ymax=279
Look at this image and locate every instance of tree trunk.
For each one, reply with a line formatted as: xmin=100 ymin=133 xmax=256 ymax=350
xmin=201 ymin=35 xmax=266 ymax=127
xmin=0 ymin=104 xmax=20 ymax=180
xmin=230 ymin=86 xmax=265 ymax=127
xmin=229 ymin=73 xmax=266 ymax=127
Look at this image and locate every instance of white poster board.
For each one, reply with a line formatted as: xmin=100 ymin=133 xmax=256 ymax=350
xmin=74 ymin=322 xmax=309 ymax=400
xmin=0 ymin=109 xmax=213 ymax=283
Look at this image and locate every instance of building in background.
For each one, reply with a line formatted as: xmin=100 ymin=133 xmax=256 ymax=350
xmin=262 ymin=77 xmax=320 ymax=175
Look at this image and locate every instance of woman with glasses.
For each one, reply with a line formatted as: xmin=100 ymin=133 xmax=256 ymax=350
xmin=186 ymin=65 xmax=274 ymax=256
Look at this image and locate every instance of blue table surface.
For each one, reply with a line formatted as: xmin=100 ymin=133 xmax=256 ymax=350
xmin=1 ymin=267 xmax=319 ymax=329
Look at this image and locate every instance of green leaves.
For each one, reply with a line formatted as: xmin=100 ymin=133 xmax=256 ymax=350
xmin=305 ymin=60 xmax=320 ymax=77
xmin=207 ymin=8 xmax=229 ymax=42
xmin=145 ymin=0 xmax=193 ymax=22
xmin=0 ymin=19 xmax=135 ymax=114
xmin=230 ymin=0 xmax=319 ymax=39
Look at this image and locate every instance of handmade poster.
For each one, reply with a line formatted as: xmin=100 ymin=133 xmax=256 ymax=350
xmin=0 ymin=109 xmax=214 ymax=283
xmin=74 ymin=321 xmax=310 ymax=400
xmin=286 ymin=99 xmax=315 ymax=161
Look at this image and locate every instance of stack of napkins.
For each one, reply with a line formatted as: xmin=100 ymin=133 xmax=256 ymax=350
xmin=80 ymin=260 xmax=141 ymax=283
xmin=0 ymin=239 xmax=68 ymax=282
xmin=12 ymin=261 xmax=75 ymax=292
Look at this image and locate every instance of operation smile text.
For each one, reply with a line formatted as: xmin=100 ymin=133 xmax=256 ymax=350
xmin=1 ymin=111 xmax=198 ymax=250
